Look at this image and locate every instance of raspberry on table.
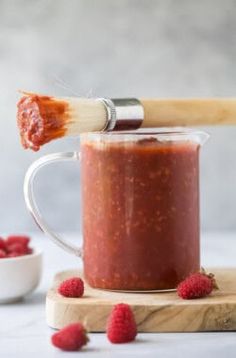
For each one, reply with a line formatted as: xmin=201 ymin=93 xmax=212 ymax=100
xmin=106 ymin=303 xmax=137 ymax=343
xmin=51 ymin=323 xmax=88 ymax=351
xmin=177 ymin=269 xmax=218 ymax=299
xmin=58 ymin=277 xmax=84 ymax=298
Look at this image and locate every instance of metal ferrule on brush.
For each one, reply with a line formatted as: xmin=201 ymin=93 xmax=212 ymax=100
xmin=98 ymin=98 xmax=144 ymax=131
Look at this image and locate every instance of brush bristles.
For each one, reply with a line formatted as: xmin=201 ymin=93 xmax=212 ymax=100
xmin=65 ymin=98 xmax=107 ymax=134
xmin=17 ymin=93 xmax=107 ymax=151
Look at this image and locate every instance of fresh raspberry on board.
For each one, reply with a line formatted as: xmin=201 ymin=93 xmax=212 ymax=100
xmin=6 ymin=235 xmax=30 ymax=248
xmin=51 ymin=323 xmax=88 ymax=351
xmin=58 ymin=277 xmax=84 ymax=298
xmin=106 ymin=303 xmax=137 ymax=343
xmin=177 ymin=269 xmax=218 ymax=299
xmin=0 ymin=249 xmax=7 ymax=258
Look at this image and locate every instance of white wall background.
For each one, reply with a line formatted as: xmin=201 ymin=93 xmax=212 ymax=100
xmin=0 ymin=0 xmax=236 ymax=233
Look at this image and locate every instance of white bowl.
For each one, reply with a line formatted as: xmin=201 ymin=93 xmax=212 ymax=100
xmin=0 ymin=248 xmax=42 ymax=303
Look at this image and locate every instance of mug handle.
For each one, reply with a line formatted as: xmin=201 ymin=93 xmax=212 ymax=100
xmin=24 ymin=152 xmax=82 ymax=257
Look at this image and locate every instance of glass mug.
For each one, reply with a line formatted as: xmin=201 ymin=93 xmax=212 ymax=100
xmin=24 ymin=128 xmax=209 ymax=291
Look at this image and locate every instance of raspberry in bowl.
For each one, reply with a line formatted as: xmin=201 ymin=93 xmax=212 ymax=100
xmin=0 ymin=235 xmax=42 ymax=303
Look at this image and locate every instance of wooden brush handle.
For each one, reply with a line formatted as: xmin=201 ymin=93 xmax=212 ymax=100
xmin=140 ymin=99 xmax=236 ymax=127
xmin=17 ymin=93 xmax=236 ymax=152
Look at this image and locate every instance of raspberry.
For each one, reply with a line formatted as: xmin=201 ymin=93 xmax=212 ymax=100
xmin=7 ymin=252 xmax=22 ymax=258
xmin=0 ymin=238 xmax=7 ymax=252
xmin=58 ymin=277 xmax=84 ymax=298
xmin=177 ymin=269 xmax=218 ymax=299
xmin=27 ymin=247 xmax=33 ymax=255
xmin=0 ymin=235 xmax=33 ymax=258
xmin=7 ymin=243 xmax=29 ymax=256
xmin=6 ymin=235 xmax=30 ymax=248
xmin=0 ymin=249 xmax=7 ymax=258
xmin=51 ymin=323 xmax=88 ymax=351
xmin=106 ymin=303 xmax=137 ymax=343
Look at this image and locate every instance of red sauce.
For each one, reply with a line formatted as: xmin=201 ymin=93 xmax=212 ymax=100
xmin=81 ymin=137 xmax=200 ymax=290
xmin=17 ymin=94 xmax=69 ymax=151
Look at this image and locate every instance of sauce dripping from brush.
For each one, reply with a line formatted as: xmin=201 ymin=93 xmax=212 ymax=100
xmin=17 ymin=93 xmax=69 ymax=151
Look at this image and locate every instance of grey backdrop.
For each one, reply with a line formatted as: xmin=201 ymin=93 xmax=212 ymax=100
xmin=0 ymin=0 xmax=236 ymax=233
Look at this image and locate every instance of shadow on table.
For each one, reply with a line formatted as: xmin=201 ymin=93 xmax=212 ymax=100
xmin=1 ymin=291 xmax=47 ymax=306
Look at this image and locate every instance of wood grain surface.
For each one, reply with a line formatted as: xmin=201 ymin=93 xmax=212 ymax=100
xmin=46 ymin=268 xmax=236 ymax=332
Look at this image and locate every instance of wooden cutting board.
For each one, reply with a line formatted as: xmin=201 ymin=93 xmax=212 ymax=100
xmin=46 ymin=268 xmax=236 ymax=332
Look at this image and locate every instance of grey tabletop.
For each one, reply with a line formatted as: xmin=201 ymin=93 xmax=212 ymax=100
xmin=0 ymin=232 xmax=235 ymax=358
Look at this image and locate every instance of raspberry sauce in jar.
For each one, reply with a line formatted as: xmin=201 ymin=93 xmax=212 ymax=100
xmin=81 ymin=129 xmax=208 ymax=291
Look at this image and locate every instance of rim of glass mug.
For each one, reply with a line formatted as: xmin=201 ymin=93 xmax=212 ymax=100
xmin=80 ymin=127 xmax=209 ymax=146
